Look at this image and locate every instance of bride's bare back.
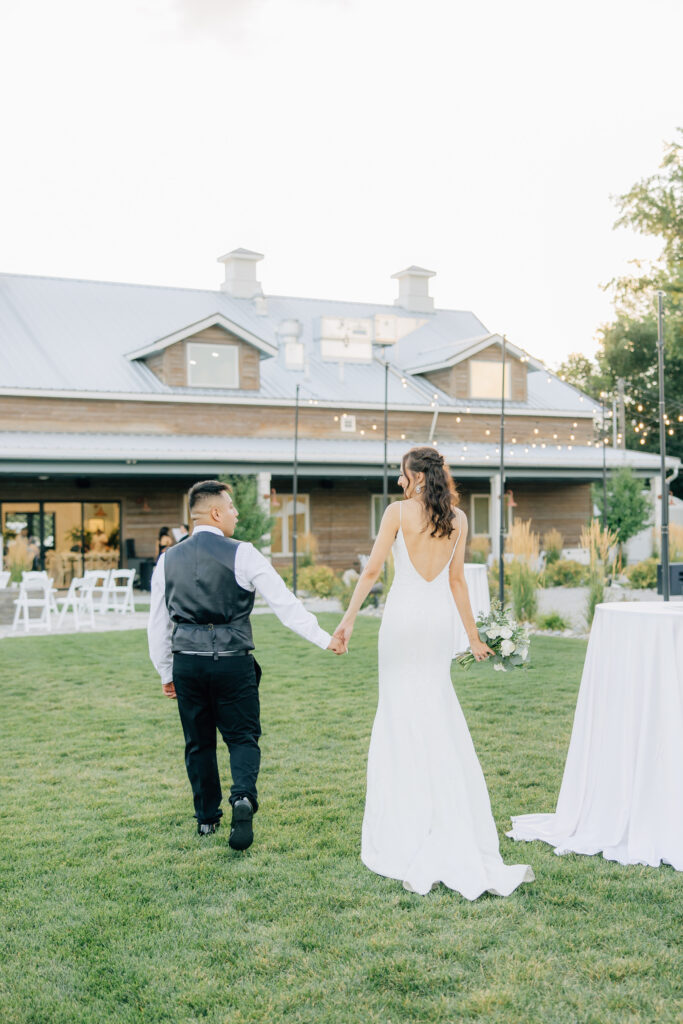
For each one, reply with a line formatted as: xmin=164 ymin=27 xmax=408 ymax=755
xmin=398 ymin=497 xmax=461 ymax=583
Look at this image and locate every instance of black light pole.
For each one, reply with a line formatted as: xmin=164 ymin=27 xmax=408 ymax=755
xmin=383 ymin=357 xmax=389 ymax=517
xmin=498 ymin=335 xmax=506 ymax=605
xmin=600 ymin=392 xmax=607 ymax=528
xmin=657 ymin=291 xmax=670 ymax=601
xmin=292 ymin=383 xmax=300 ymax=594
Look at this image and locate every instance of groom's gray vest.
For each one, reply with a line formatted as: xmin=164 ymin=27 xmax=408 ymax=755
xmin=164 ymin=531 xmax=255 ymax=657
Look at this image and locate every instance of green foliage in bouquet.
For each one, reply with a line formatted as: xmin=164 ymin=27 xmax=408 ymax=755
xmin=455 ymin=601 xmax=531 ymax=672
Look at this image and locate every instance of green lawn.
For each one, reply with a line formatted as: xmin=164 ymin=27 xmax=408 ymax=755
xmin=1 ymin=617 xmax=680 ymax=1024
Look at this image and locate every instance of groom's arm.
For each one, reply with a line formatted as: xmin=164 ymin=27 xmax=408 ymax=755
xmin=235 ymin=543 xmax=332 ymax=650
xmin=147 ymin=554 xmax=175 ymax=695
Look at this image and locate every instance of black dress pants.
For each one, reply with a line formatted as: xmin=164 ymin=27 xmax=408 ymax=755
xmin=172 ymin=652 xmax=262 ymax=825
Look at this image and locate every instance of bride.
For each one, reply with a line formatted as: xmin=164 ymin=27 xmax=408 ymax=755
xmin=334 ymin=446 xmax=534 ymax=898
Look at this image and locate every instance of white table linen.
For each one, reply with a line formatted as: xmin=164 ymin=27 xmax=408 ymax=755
xmin=508 ymin=602 xmax=683 ymax=870
xmin=453 ymin=564 xmax=491 ymax=656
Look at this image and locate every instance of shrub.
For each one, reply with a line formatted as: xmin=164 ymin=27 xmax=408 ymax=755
xmin=296 ymin=564 xmax=338 ymax=598
xmin=276 ymin=566 xmax=293 ymax=588
xmin=536 ymin=611 xmax=570 ymax=631
xmin=509 ymin=560 xmax=538 ymax=621
xmin=625 ymin=558 xmax=658 ymax=589
xmin=542 ymin=559 xmax=590 ymax=587
xmin=543 ymin=529 xmax=563 ymax=565
xmin=468 ymin=536 xmax=490 ymax=564
xmin=669 ymin=524 xmax=683 ymax=561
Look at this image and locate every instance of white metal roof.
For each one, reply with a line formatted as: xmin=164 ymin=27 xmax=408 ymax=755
xmin=0 ymin=271 xmax=599 ymax=416
xmin=0 ymin=430 xmax=675 ymax=478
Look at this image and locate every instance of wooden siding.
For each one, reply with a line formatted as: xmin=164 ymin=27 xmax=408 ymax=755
xmin=511 ymin=482 xmax=593 ymax=547
xmin=142 ymin=326 xmax=260 ymax=390
xmin=0 ymin=395 xmax=594 ymax=446
xmin=423 ymin=343 xmax=527 ymax=402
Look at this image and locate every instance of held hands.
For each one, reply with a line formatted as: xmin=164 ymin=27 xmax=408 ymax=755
xmin=468 ymin=636 xmax=495 ymax=663
xmin=327 ymin=635 xmax=347 ymax=655
xmin=162 ymin=681 xmax=177 ymax=699
xmin=329 ymin=614 xmax=356 ymax=655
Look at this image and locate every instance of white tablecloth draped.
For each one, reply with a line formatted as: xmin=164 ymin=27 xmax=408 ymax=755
xmin=508 ymin=602 xmax=683 ymax=870
xmin=453 ymin=564 xmax=491 ymax=656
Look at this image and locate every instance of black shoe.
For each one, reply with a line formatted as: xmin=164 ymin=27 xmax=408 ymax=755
xmin=197 ymin=821 xmax=220 ymax=836
xmin=229 ymin=797 xmax=254 ymax=850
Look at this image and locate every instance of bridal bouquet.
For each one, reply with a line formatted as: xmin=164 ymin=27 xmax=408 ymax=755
xmin=456 ymin=601 xmax=531 ymax=672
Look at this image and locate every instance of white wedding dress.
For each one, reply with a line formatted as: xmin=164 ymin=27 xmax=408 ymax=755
xmin=361 ymin=506 xmax=534 ymax=898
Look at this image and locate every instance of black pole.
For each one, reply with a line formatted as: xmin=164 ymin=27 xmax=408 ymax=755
xmin=657 ymin=292 xmax=670 ymax=601
xmin=498 ymin=335 xmax=506 ymax=605
xmin=383 ymin=359 xmax=389 ymax=515
xmin=292 ymin=384 xmax=300 ymax=595
xmin=383 ymin=358 xmax=389 ymax=586
xmin=601 ymin=393 xmax=607 ymax=529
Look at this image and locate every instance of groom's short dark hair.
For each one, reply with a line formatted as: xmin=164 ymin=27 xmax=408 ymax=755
xmin=188 ymin=479 xmax=232 ymax=511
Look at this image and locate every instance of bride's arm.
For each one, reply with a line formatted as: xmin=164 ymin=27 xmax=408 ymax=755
xmin=333 ymin=502 xmax=400 ymax=647
xmin=449 ymin=511 xmax=495 ymax=662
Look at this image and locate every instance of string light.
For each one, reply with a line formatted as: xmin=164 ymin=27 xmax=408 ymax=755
xmin=456 ymin=416 xmax=461 ymax=423
xmin=533 ymin=427 xmax=539 ymax=434
xmin=333 ymin=415 xmax=339 ymax=422
xmin=570 ymin=434 xmax=575 ymax=440
xmin=360 ymin=429 xmax=365 ymax=435
xmin=485 ymin=429 xmax=491 ymax=436
xmin=400 ymin=433 xmax=406 ymax=440
xmin=371 ymin=424 xmax=377 ymax=430
xmin=553 ymin=433 xmax=558 ymax=440
xmin=511 ymin=437 xmax=517 ymax=443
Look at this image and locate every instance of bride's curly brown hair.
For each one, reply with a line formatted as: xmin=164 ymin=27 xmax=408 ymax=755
xmin=402 ymin=446 xmax=459 ymax=538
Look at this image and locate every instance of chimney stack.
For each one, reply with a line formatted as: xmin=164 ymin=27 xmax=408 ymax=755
xmin=217 ymin=248 xmax=264 ymax=298
xmin=391 ymin=265 xmax=436 ymax=313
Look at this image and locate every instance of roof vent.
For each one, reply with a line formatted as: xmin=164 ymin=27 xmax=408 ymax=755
xmin=217 ymin=248 xmax=264 ymax=299
xmin=391 ymin=265 xmax=436 ymax=313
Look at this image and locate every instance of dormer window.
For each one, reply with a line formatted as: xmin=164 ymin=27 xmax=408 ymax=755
xmin=469 ymin=360 xmax=511 ymax=400
xmin=187 ymin=342 xmax=239 ymax=388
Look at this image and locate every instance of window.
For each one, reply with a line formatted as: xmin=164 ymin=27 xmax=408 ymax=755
xmin=469 ymin=360 xmax=511 ymax=399
xmin=371 ymin=495 xmax=402 ymax=538
xmin=187 ymin=342 xmax=239 ymax=388
xmin=270 ymin=494 xmax=310 ymax=556
xmin=471 ymin=495 xmax=490 ymax=536
xmin=340 ymin=414 xmax=356 ymax=432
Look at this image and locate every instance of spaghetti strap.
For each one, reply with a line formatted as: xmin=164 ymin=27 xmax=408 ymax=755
xmin=447 ymin=510 xmax=462 ymax=567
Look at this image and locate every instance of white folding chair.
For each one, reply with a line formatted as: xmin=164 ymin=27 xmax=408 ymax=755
xmin=57 ymin=575 xmax=96 ymax=630
xmin=102 ymin=569 xmax=136 ymax=614
xmin=12 ymin=577 xmax=53 ymax=632
xmin=83 ymin=569 xmax=112 ymax=613
xmin=22 ymin=571 xmax=59 ymax=613
xmin=0 ymin=571 xmax=10 ymax=588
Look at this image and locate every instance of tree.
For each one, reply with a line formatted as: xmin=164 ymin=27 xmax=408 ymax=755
xmin=595 ymin=130 xmax=683 ymax=496
xmin=220 ymin=474 xmax=274 ymax=550
xmin=555 ymin=352 xmax=605 ymax=400
xmin=591 ymin=468 xmax=650 ymax=555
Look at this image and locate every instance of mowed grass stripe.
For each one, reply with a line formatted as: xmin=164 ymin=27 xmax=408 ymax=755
xmin=0 ymin=618 xmax=680 ymax=1024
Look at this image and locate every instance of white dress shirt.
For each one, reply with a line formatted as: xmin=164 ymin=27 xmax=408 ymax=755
xmin=148 ymin=525 xmax=332 ymax=685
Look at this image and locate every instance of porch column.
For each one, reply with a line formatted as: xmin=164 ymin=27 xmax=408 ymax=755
xmin=257 ymin=471 xmax=272 ymax=559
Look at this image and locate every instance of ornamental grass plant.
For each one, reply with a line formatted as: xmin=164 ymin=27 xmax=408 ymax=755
xmin=505 ymin=520 xmax=540 ymax=621
xmin=581 ymin=519 xmax=619 ymax=627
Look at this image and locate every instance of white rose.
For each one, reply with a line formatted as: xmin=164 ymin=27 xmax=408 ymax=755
xmin=493 ymin=662 xmax=506 ymax=672
xmin=499 ymin=627 xmax=513 ymax=640
xmin=500 ymin=639 xmax=516 ymax=656
xmin=486 ymin=628 xmax=500 ymax=640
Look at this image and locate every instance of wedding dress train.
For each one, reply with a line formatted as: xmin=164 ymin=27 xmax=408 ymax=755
xmin=361 ymin=509 xmax=534 ymax=898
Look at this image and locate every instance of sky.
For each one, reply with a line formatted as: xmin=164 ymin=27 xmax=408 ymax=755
xmin=0 ymin=0 xmax=680 ymax=367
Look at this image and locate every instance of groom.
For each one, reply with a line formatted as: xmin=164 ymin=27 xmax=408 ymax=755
xmin=148 ymin=479 xmax=344 ymax=850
